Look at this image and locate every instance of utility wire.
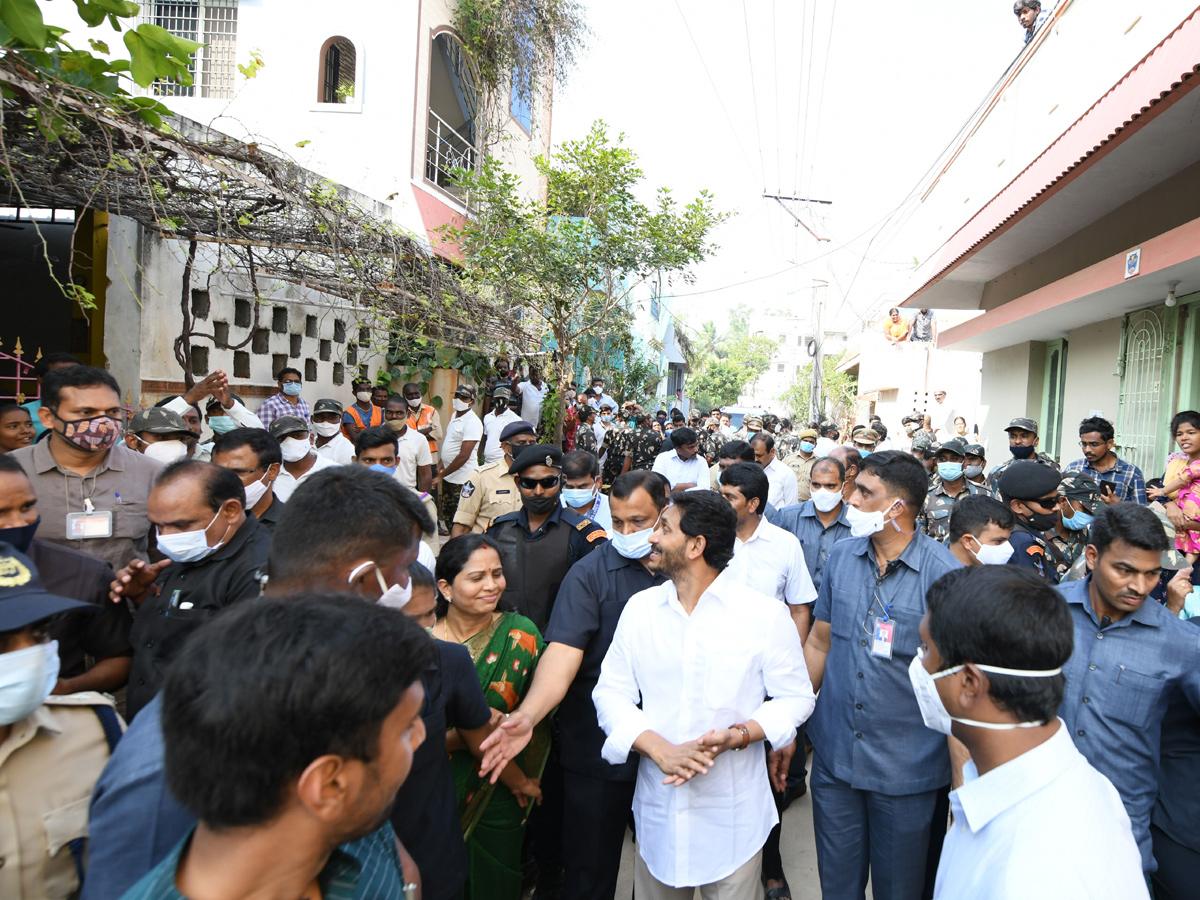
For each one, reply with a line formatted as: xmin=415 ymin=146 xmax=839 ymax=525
xmin=771 ymin=0 xmax=782 ymax=192
xmin=803 ymin=0 xmax=838 ymax=204
xmin=742 ymin=0 xmax=769 ymax=191
xmin=797 ymin=0 xmax=817 ymax=198
xmin=791 ymin=0 xmax=808 ymax=194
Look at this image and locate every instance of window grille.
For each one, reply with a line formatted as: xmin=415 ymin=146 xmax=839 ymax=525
xmin=145 ymin=0 xmax=238 ymax=100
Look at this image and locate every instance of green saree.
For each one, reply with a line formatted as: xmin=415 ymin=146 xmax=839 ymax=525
xmin=449 ymin=611 xmax=550 ymax=900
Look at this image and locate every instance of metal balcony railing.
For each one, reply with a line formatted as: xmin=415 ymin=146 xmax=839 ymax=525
xmin=426 ymin=110 xmax=476 ymax=197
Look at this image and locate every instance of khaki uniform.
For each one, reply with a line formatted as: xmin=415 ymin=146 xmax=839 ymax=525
xmin=786 ymin=454 xmax=818 ymax=503
xmin=709 ymin=462 xmax=722 ymax=490
xmin=0 ymin=693 xmax=121 ymax=900
xmin=453 ymin=461 xmax=522 ymax=533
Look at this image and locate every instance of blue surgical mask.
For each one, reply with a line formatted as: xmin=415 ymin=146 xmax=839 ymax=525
xmin=800 ymin=441 xmax=816 ymax=454
xmin=611 ymin=523 xmax=656 ymax=559
xmin=1062 ymin=506 xmax=1094 ymax=532
xmin=0 ymin=640 xmax=59 ymax=726
xmin=937 ymin=462 xmax=964 ymax=482
xmin=282 ymin=382 xmax=302 ymax=397
xmin=208 ymin=415 xmax=237 ymax=434
xmin=561 ymin=487 xmax=597 ymax=508
xmin=369 ymin=463 xmax=396 ymax=475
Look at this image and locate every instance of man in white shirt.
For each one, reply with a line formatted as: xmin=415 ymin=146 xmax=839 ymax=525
xmin=593 ymin=490 xmax=815 ymax=899
xmin=515 ymin=365 xmax=549 ymax=430
xmin=267 ymin=415 xmax=341 ymax=502
xmin=920 ymin=564 xmax=1147 ymax=899
xmin=436 ymin=383 xmax=484 ymax=527
xmin=651 ymin=426 xmax=708 ymax=491
xmin=586 ymin=376 xmax=616 ymax=414
xmin=750 ymin=432 xmax=799 ymax=509
xmin=382 ymin=396 xmax=433 ymax=492
xmin=310 ymin=399 xmax=356 ymax=465
xmin=482 ymin=385 xmax=523 ymax=464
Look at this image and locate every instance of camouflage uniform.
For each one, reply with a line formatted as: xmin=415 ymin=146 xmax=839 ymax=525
xmin=603 ymin=425 xmax=630 ymax=486
xmin=1047 ymin=471 xmax=1100 ymax=579
xmin=986 ymin=452 xmax=1060 ymax=494
xmin=776 ymin=431 xmax=801 ymax=459
xmin=625 ymin=424 xmax=663 ymax=471
xmin=919 ymin=476 xmax=983 ymax=543
xmin=700 ymin=427 xmax=724 ymax=466
xmin=575 ymin=423 xmax=599 ymax=456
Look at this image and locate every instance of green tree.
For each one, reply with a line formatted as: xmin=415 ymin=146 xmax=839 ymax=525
xmin=446 ymin=121 xmax=726 ymax=441
xmin=687 ymin=334 xmax=777 ymax=411
xmin=782 ymin=352 xmax=859 ymax=424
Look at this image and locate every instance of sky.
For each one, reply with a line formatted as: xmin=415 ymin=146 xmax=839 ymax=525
xmin=550 ymin=1 xmax=1024 ymax=336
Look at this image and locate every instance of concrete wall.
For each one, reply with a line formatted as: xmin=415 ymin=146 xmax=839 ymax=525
xmin=103 ymin=216 xmax=146 ymax=403
xmin=1059 ymin=316 xmax=1123 ymax=458
xmin=979 ymin=341 xmax=1046 ymax=459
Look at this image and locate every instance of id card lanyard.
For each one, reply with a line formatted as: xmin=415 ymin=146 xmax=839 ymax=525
xmin=863 ymin=584 xmax=896 ymax=660
xmin=64 ymin=469 xmax=114 ymax=540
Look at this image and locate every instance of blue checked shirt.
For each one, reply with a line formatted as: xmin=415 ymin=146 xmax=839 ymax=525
xmin=773 ymin=500 xmax=852 ymax=592
xmin=1063 ymin=456 xmax=1147 ymax=504
xmin=117 ymin=822 xmax=409 ymax=900
xmin=1057 ymin=577 xmax=1200 ymax=873
xmin=809 ymin=533 xmax=962 ymax=795
xmin=256 ymin=392 xmax=311 ymax=428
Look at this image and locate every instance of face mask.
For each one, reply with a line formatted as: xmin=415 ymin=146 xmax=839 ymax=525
xmin=523 ymin=494 xmax=559 ymax=515
xmin=452 ymin=398 xmax=472 ymax=413
xmin=845 ymin=499 xmax=901 ymax=538
xmin=908 ymin=648 xmax=1061 ymax=736
xmin=157 ymin=509 xmax=228 ymax=563
xmin=406 ymin=397 xmax=422 ymax=409
xmin=905 ymin=424 xmax=916 ymax=435
xmin=859 ymin=448 xmax=871 ymax=457
xmin=0 ymin=640 xmax=59 ymax=726
xmin=53 ymin=412 xmax=122 ymax=453
xmin=143 ymin=440 xmax=189 ymax=464
xmin=964 ymin=464 xmax=984 ymax=479
xmin=1009 ymin=444 xmax=1035 ymax=459
xmin=386 ymin=419 xmax=406 ymax=433
xmin=282 ymin=382 xmax=303 ymax=397
xmin=1024 ymin=508 xmax=1059 ymax=532
xmin=208 ymin=415 xmax=237 ymax=435
xmin=356 ymin=391 xmax=372 ymax=403
xmin=311 ymin=421 xmax=341 ymax=438
xmin=0 ymin=516 xmax=40 ymax=554
xmin=369 ymin=463 xmax=396 ymax=476
xmin=611 ymin=523 xmax=656 ymax=559
xmin=967 ymin=537 xmax=1014 ymax=566
xmin=561 ymin=487 xmax=597 ymax=508
xmin=937 ymin=462 xmax=964 ymax=482
xmin=800 ymin=441 xmax=816 ymax=454
xmin=601 ymin=415 xmax=613 ymax=423
xmin=243 ymin=471 xmax=271 ymax=509
xmin=811 ymin=488 xmax=843 ymax=513
xmin=347 ymin=561 xmax=412 ymax=611
xmin=1062 ymin=505 xmax=1094 ymax=532
xmin=279 ymin=436 xmax=311 ymax=463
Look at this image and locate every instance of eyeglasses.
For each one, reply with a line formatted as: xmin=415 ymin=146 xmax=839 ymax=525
xmin=1078 ymin=440 xmax=1109 ymax=450
xmin=518 ymin=475 xmax=562 ymax=490
xmin=223 ymin=464 xmax=267 ymax=477
xmin=1025 ymin=496 xmax=1060 ymax=510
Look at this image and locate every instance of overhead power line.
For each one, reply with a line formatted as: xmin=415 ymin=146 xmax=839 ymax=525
xmin=741 ymin=0 xmax=769 ymax=191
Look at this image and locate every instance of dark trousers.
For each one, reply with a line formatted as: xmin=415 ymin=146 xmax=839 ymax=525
xmin=528 ymin=751 xmax=565 ymax=878
xmin=810 ymin=750 xmax=940 ymax=900
xmin=438 ymin=480 xmax=461 ymax=524
xmin=1152 ymin=823 xmax=1200 ymax=900
xmin=922 ymin=785 xmax=951 ymax=900
xmin=561 ymin=770 xmax=636 ymax=900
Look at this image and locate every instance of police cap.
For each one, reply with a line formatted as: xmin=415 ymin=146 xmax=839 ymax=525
xmin=938 ymin=437 xmax=969 ymax=458
xmin=508 ymin=443 xmax=563 ymax=476
xmin=998 ymin=460 xmax=1061 ymax=499
xmin=499 ymin=420 xmax=535 ymax=442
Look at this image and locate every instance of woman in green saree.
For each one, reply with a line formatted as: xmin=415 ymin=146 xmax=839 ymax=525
xmin=434 ymin=534 xmax=550 ymax=900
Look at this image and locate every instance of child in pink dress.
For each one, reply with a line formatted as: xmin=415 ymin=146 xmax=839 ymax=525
xmin=1150 ymin=458 xmax=1200 ymax=562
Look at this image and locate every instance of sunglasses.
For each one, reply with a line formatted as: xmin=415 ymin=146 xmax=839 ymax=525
xmin=1025 ymin=496 xmax=1060 ymax=510
xmin=518 ymin=475 xmax=562 ymax=490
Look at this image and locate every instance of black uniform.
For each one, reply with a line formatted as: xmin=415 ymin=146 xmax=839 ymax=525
xmin=1008 ymin=518 xmax=1058 ymax=584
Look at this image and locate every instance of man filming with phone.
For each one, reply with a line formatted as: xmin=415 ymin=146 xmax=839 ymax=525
xmin=1064 ymin=416 xmax=1147 ymax=505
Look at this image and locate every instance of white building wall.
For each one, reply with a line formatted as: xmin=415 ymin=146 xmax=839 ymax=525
xmin=1060 ymin=317 xmax=1124 ymax=458
xmin=979 ymin=342 xmax=1045 ymax=460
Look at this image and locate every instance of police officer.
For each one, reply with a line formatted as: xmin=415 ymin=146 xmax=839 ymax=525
xmin=1048 ymin=471 xmax=1101 ymax=580
xmin=919 ymin=437 xmax=983 ymax=542
xmin=621 ymin=411 xmax=663 ymax=474
xmin=451 ymin=421 xmax=538 ymax=537
xmin=997 ymin=460 xmax=1063 ymax=584
xmin=911 ymin=432 xmax=937 ymax=483
xmin=785 ymin=427 xmax=820 ymax=503
xmin=986 ymin=417 xmax=1061 ymax=491
xmin=0 ymin=543 xmax=123 ymax=900
xmin=963 ymin=441 xmax=991 ymax=492
xmin=699 ymin=418 xmax=724 ymax=466
xmin=776 ymin=419 xmax=801 ymax=459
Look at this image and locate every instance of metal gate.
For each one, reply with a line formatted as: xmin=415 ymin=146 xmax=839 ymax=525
xmin=1116 ymin=308 xmax=1165 ymax=474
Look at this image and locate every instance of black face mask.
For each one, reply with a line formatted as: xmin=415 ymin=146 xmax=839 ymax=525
xmin=523 ymin=494 xmax=559 ymax=515
xmin=1009 ymin=444 xmax=1036 ymax=460
xmin=0 ymin=516 xmax=40 ymax=554
xmin=1024 ymin=509 xmax=1059 ymax=532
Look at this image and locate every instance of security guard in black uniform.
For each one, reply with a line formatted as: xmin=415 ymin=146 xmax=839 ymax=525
xmin=997 ymin=460 xmax=1063 ymax=584
xmin=486 ymin=444 xmax=608 ymax=633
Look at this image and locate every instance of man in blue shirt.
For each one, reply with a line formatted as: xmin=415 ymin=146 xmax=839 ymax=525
xmin=1064 ymin=416 xmax=1148 ymax=505
xmin=804 ymin=450 xmax=962 ymax=900
xmin=478 ymin=469 xmax=669 ymax=900
xmin=775 ymin=456 xmax=853 ymax=593
xmin=1057 ymin=502 xmax=1200 ymax=874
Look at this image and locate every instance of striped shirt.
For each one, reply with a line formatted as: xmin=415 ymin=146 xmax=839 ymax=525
xmin=257 ymin=392 xmax=311 ymax=428
xmin=1064 ymin=455 xmax=1147 ymax=505
xmin=118 ymin=822 xmax=409 ymax=900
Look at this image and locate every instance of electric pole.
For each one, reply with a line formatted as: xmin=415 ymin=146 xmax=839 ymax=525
xmin=764 ymin=194 xmax=833 ymax=242
xmin=810 ymin=280 xmax=827 ymax=423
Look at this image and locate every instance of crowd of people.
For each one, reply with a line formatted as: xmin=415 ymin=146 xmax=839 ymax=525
xmin=0 ymin=351 xmax=1199 ymax=900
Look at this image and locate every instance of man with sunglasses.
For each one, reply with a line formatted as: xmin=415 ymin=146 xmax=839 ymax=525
xmin=997 ymin=461 xmax=1063 ymax=584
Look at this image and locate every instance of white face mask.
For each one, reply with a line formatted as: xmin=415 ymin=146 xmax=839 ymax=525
xmin=347 ymin=561 xmax=412 ymax=611
xmin=357 ymin=391 xmax=373 ymax=403
xmin=968 ymin=537 xmax=1015 ymax=566
xmin=312 ymin=421 xmax=342 ymax=438
xmin=157 ymin=509 xmax=229 ymax=563
xmin=143 ymin=439 xmax=189 ymax=464
xmin=0 ymin=640 xmax=59 ymax=725
xmin=908 ymin=647 xmax=1062 ymax=735
xmin=406 ymin=397 xmax=422 ymax=409
xmin=810 ymin=487 xmax=843 ymax=513
xmin=610 ymin=521 xmax=658 ymax=559
xmin=279 ymin=436 xmax=311 ymax=462
xmin=452 ymin=398 xmax=472 ymax=413
xmin=845 ymin=499 xmax=901 ymax=538
xmin=243 ymin=470 xmax=271 ymax=509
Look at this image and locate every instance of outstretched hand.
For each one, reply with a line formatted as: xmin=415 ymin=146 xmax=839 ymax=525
xmin=478 ymin=711 xmax=533 ymax=784
xmin=109 ymin=558 xmax=170 ymax=605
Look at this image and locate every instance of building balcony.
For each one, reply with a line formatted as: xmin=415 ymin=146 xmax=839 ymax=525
xmin=425 ymin=109 xmax=476 ymax=198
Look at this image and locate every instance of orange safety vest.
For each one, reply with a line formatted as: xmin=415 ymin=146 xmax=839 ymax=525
xmin=342 ymin=403 xmax=383 ymax=439
xmin=407 ymin=405 xmax=439 ymax=456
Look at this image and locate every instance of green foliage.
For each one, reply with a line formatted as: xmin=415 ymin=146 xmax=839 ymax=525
xmin=454 ymin=0 xmax=587 ymax=99
xmin=238 ymin=47 xmax=264 ymax=80
xmin=781 ymin=352 xmax=858 ymax=423
xmin=688 ymin=335 xmax=777 ymax=410
xmin=379 ymin=333 xmax=494 ymax=408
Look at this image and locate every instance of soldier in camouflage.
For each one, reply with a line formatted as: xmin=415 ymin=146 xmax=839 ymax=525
xmin=919 ymin=437 xmax=984 ymax=542
xmin=621 ymin=411 xmax=663 ymax=473
xmin=985 ymin=417 xmax=1061 ymax=492
xmin=575 ymin=404 xmax=599 ymax=456
xmin=602 ymin=411 xmax=631 ymax=487
xmin=1047 ymin=471 xmax=1100 ymax=579
xmin=963 ymin=442 xmax=992 ymax=494
xmin=776 ymin=418 xmax=801 ymax=459
xmin=699 ymin=418 xmax=724 ymax=465
xmin=910 ymin=432 xmax=938 ymax=486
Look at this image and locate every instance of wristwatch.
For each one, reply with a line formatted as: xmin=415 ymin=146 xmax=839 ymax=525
xmin=731 ymin=724 xmax=750 ymax=751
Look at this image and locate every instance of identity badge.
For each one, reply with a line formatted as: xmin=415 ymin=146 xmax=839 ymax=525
xmin=871 ymin=619 xmax=895 ymax=660
xmin=67 ymin=510 xmax=113 ymax=539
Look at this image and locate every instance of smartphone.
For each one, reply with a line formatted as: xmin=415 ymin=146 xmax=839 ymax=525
xmin=1100 ymin=481 xmax=1116 ymax=497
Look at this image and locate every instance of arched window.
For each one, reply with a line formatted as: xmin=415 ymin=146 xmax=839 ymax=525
xmin=317 ymin=36 xmax=357 ymax=103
